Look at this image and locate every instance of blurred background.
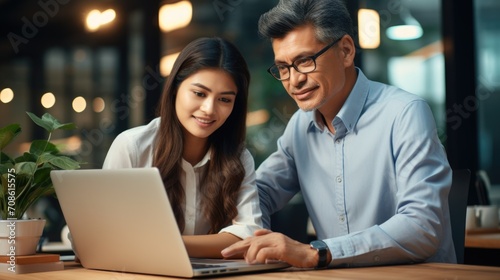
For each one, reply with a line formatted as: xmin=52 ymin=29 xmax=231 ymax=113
xmin=0 ymin=0 xmax=499 ymax=252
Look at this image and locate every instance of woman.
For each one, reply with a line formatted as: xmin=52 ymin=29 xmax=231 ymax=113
xmin=102 ymin=37 xmax=262 ymax=258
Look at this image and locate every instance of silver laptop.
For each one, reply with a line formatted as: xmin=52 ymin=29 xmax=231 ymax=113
xmin=51 ymin=168 xmax=289 ymax=278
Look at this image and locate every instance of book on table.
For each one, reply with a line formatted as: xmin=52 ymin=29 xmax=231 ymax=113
xmin=0 ymin=254 xmax=64 ymax=274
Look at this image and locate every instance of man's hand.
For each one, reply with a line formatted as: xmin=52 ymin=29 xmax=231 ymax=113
xmin=221 ymin=229 xmax=319 ymax=268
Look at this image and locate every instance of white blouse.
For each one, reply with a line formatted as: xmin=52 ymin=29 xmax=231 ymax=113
xmin=102 ymin=118 xmax=262 ymax=239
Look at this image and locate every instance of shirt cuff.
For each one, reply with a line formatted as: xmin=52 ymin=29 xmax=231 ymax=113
xmin=219 ymin=224 xmax=261 ymax=240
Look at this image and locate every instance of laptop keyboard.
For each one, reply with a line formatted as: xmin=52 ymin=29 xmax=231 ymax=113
xmin=192 ymin=263 xmax=226 ymax=269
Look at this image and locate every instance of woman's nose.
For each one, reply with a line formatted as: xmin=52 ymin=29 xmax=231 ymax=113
xmin=200 ymin=98 xmax=215 ymax=114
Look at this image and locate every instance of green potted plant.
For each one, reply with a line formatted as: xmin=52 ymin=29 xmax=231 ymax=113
xmin=0 ymin=112 xmax=80 ymax=256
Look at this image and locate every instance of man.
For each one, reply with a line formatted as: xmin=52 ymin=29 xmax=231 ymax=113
xmin=221 ymin=0 xmax=454 ymax=268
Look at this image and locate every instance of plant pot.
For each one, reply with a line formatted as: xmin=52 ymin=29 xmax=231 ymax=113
xmin=0 ymin=219 xmax=46 ymax=256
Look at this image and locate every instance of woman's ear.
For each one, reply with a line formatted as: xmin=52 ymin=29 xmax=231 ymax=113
xmin=339 ymin=35 xmax=356 ymax=67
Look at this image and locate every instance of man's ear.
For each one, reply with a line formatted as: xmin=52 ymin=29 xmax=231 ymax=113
xmin=339 ymin=35 xmax=356 ymax=67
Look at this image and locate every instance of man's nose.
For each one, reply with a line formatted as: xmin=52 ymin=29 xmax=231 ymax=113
xmin=289 ymin=67 xmax=307 ymax=87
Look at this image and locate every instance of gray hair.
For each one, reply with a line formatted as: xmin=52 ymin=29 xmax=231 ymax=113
xmin=258 ymin=0 xmax=355 ymax=44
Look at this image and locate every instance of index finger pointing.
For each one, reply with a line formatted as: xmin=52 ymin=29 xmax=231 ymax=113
xmin=221 ymin=240 xmax=250 ymax=258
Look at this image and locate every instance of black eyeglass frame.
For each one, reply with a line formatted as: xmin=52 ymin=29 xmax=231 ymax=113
xmin=267 ymin=36 xmax=344 ymax=81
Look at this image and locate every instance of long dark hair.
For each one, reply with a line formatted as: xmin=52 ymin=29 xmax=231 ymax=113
xmin=153 ymin=37 xmax=250 ymax=234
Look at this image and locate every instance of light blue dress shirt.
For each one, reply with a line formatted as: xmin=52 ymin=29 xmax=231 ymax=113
xmin=257 ymin=69 xmax=455 ymax=266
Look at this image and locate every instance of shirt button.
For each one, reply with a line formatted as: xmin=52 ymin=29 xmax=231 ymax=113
xmin=374 ymin=255 xmax=380 ymax=262
xmin=336 ymin=176 xmax=342 ymax=183
xmin=336 ymin=139 xmax=341 ymax=144
xmin=339 ymin=215 xmax=345 ymax=222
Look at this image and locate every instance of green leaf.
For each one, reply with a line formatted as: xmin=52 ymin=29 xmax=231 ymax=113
xmin=14 ymin=173 xmax=32 ymax=188
xmin=39 ymin=153 xmax=80 ymax=170
xmin=0 ymin=174 xmax=7 ymax=197
xmin=0 ymin=123 xmax=21 ymax=150
xmin=1 ymin=151 xmax=14 ymax=164
xmin=1 ymin=112 xmax=81 ymax=219
xmin=26 ymin=112 xmax=76 ymax=132
xmin=26 ymin=112 xmax=53 ymax=132
xmin=17 ymin=182 xmax=55 ymax=218
xmin=29 ymin=140 xmax=59 ymax=156
xmin=6 ymin=172 xmax=34 ymax=219
xmin=15 ymin=152 xmax=37 ymax=163
xmin=0 ymin=162 xmax=13 ymax=175
xmin=33 ymin=167 xmax=52 ymax=186
xmin=0 ymin=175 xmax=7 ymax=219
xmin=15 ymin=162 xmax=37 ymax=175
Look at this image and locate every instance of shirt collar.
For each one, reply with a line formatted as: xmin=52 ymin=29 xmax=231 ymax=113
xmin=194 ymin=148 xmax=211 ymax=168
xmin=310 ymin=110 xmax=326 ymax=131
xmin=182 ymin=148 xmax=211 ymax=169
xmin=309 ymin=68 xmax=370 ymax=136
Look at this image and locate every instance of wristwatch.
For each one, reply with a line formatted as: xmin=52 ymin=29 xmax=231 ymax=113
xmin=309 ymin=240 xmax=329 ymax=269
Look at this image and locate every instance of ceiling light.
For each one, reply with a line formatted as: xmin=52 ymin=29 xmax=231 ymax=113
xmin=386 ymin=8 xmax=423 ymax=40
xmin=160 ymin=52 xmax=180 ymax=77
xmin=0 ymin=88 xmax=14 ymax=103
xmin=86 ymin=9 xmax=116 ymax=32
xmin=41 ymin=92 xmax=56 ymax=108
xmin=72 ymin=96 xmax=87 ymax=113
xmin=159 ymin=1 xmax=193 ymax=32
xmin=358 ymin=9 xmax=380 ymax=49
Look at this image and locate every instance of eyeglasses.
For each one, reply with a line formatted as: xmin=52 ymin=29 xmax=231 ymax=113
xmin=267 ymin=36 xmax=343 ymax=81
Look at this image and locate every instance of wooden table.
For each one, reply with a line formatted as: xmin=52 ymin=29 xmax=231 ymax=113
xmin=465 ymin=228 xmax=500 ymax=249
xmin=464 ymin=228 xmax=500 ymax=266
xmin=2 ymin=262 xmax=500 ymax=279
